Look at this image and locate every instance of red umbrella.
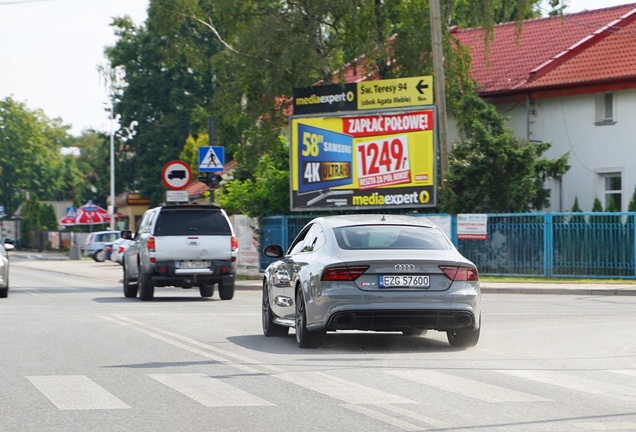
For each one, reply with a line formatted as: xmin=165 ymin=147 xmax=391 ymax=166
xmin=59 ymin=201 xmax=119 ymax=226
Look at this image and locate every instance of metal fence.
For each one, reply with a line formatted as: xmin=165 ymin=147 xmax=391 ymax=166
xmin=259 ymin=212 xmax=636 ymax=279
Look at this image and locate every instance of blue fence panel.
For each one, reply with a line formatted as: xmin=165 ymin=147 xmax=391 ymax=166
xmin=258 ymin=212 xmax=636 ymax=278
xmin=259 ymin=215 xmax=314 ymax=271
xmin=552 ymin=212 xmax=635 ymax=278
xmin=457 ymin=213 xmax=545 ymax=277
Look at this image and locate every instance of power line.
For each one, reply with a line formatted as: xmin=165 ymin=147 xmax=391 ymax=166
xmin=0 ymin=0 xmax=53 ymax=5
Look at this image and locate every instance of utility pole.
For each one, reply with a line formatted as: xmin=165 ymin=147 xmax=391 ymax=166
xmin=208 ymin=115 xmax=215 ymax=204
xmin=109 ymin=101 xmax=116 ymax=231
xmin=429 ymin=0 xmax=449 ymax=190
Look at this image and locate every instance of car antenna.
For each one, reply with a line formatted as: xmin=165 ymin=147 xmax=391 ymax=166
xmin=380 ymin=215 xmax=386 ymax=221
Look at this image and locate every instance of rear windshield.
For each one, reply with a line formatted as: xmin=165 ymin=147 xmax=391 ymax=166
xmin=154 ymin=209 xmax=231 ymax=236
xmin=334 ymin=225 xmax=452 ymax=250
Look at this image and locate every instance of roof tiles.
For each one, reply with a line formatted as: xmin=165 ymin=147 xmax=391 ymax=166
xmin=452 ymin=3 xmax=636 ymax=95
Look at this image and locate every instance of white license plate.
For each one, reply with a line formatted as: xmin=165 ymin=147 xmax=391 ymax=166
xmin=178 ymin=260 xmax=211 ymax=269
xmin=379 ymin=275 xmax=430 ymax=288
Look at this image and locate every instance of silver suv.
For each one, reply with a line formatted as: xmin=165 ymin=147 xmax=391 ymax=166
xmin=122 ymin=205 xmax=238 ymax=300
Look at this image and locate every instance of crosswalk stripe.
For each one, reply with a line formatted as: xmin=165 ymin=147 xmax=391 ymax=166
xmin=495 ymin=370 xmax=636 ymax=401
xmin=148 ymin=373 xmax=274 ymax=407
xmin=26 ymin=376 xmax=130 ymax=410
xmin=384 ymin=370 xmax=548 ymax=402
xmin=611 ymin=370 xmax=636 ymax=378
xmin=341 ymin=405 xmax=422 ymax=431
xmin=377 ymin=403 xmax=453 ymax=428
xmin=571 ymin=422 xmax=636 ymax=431
xmin=275 ymin=371 xmax=415 ymax=405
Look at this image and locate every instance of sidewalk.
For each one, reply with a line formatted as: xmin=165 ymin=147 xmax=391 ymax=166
xmin=9 ymin=251 xmax=636 ymax=295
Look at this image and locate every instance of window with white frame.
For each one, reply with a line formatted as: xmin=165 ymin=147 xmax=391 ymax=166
xmin=595 ymin=92 xmax=616 ymax=125
xmin=603 ymin=173 xmax=622 ymax=210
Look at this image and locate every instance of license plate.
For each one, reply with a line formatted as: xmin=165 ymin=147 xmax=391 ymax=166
xmin=379 ymin=275 xmax=430 ymax=288
xmin=177 ymin=260 xmax=211 ymax=269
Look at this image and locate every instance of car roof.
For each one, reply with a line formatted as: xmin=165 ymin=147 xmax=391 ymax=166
xmin=154 ymin=204 xmax=222 ymax=211
xmin=311 ymin=214 xmax=438 ymax=229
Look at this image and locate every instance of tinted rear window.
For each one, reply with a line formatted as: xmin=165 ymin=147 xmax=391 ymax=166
xmin=334 ymin=225 xmax=452 ymax=250
xmin=154 ymin=209 xmax=231 ymax=236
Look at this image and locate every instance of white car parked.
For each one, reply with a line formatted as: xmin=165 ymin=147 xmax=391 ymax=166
xmin=1 ymin=238 xmax=15 ymax=298
xmin=110 ymin=236 xmax=132 ymax=265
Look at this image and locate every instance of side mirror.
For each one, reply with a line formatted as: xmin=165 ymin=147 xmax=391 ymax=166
xmin=263 ymin=244 xmax=284 ymax=259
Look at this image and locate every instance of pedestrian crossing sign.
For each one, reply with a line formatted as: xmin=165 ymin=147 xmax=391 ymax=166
xmin=198 ymin=146 xmax=225 ymax=172
xmin=66 ymin=207 xmax=77 ymax=218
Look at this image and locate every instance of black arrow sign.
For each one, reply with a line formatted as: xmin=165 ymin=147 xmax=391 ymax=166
xmin=416 ymin=80 xmax=429 ymax=94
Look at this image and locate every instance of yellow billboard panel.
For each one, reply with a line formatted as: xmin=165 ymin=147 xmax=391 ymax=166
xmin=357 ymin=76 xmax=433 ymax=110
xmin=290 ymin=108 xmax=437 ymax=211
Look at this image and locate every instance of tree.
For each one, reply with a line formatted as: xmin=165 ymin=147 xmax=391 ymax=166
xmin=0 ymin=97 xmax=71 ymax=216
xmin=105 ymin=4 xmax=221 ymax=205
xmin=74 ymin=130 xmax=113 ymax=207
xmin=216 ymin=137 xmax=289 ymax=218
xmin=440 ymin=95 xmax=569 ymax=213
xmin=105 ymin=0 xmax=570 ymax=213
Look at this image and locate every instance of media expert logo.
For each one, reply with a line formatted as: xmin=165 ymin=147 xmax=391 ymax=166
xmin=293 ymin=83 xmax=357 ymax=115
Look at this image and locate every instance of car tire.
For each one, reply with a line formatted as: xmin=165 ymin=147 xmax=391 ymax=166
xmin=199 ymin=284 xmax=215 ymax=298
xmin=93 ymin=249 xmax=106 ymax=262
xmin=122 ymin=264 xmax=138 ymax=298
xmin=138 ymin=270 xmax=154 ymax=301
xmin=402 ymin=329 xmax=428 ymax=336
xmin=447 ymin=327 xmax=480 ymax=348
xmin=0 ymin=286 xmax=7 ymax=298
xmin=262 ymin=282 xmax=289 ymax=337
xmin=295 ymin=289 xmax=324 ymax=348
xmin=218 ymin=281 xmax=234 ymax=300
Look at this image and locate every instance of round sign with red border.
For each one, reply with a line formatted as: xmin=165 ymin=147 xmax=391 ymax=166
xmin=162 ymin=160 xmax=192 ymax=190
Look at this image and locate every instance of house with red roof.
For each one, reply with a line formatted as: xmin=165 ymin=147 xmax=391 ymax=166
xmin=451 ymin=3 xmax=636 ymax=212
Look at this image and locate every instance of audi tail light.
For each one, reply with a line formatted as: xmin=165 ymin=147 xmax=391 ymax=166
xmin=439 ymin=265 xmax=479 ymax=281
xmin=321 ymin=265 xmax=369 ymax=281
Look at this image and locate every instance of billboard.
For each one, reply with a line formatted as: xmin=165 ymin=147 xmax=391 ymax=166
xmin=290 ymin=107 xmax=437 ymax=211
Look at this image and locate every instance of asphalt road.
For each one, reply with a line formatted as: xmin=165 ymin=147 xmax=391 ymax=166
xmin=2 ymin=262 xmax=636 ymax=432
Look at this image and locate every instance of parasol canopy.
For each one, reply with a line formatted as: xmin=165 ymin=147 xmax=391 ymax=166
xmin=59 ymin=201 xmax=119 ymax=226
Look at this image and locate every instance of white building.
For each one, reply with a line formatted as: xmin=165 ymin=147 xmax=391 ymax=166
xmin=452 ymin=3 xmax=636 ymax=212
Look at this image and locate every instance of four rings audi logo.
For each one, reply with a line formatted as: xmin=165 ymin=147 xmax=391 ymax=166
xmin=394 ymin=264 xmax=416 ymax=271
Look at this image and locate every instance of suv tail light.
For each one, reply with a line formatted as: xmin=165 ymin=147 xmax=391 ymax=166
xmin=321 ymin=265 xmax=369 ymax=281
xmin=231 ymin=235 xmax=238 ymax=252
xmin=147 ymin=237 xmax=156 ymax=252
xmin=439 ymin=265 xmax=479 ymax=281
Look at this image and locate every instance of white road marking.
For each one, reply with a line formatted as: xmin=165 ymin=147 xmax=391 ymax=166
xmin=276 ymin=371 xmax=415 ymax=405
xmin=148 ymin=373 xmax=273 ymax=407
xmin=495 ymin=369 xmax=636 ymax=401
xmin=385 ymin=370 xmax=549 ymax=402
xmin=376 ymin=403 xmax=453 ymax=428
xmin=341 ymin=404 xmax=422 ymax=431
xmin=26 ymin=375 xmax=130 ymax=410
xmin=611 ymin=369 xmax=636 ymax=378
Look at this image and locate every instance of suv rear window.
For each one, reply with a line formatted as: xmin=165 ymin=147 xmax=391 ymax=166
xmin=154 ymin=208 xmax=231 ymax=236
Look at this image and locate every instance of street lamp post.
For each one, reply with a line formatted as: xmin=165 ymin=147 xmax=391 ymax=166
xmin=109 ymin=102 xmax=116 ymax=231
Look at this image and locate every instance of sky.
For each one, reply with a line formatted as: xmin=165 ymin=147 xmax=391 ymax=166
xmin=0 ymin=0 xmax=149 ymax=135
xmin=0 ymin=0 xmax=632 ymax=136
